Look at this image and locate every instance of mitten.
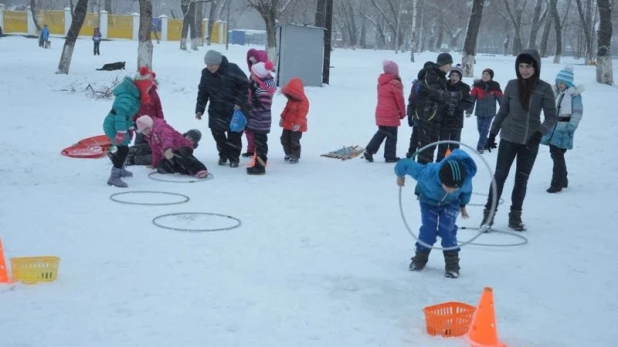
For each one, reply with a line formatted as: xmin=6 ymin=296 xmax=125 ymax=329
xmin=485 ymin=134 xmax=497 ymax=152
xmin=292 ymin=124 xmax=301 ymax=132
xmin=114 ymin=131 xmax=126 ymax=144
xmin=164 ymin=148 xmax=174 ymax=160
xmin=526 ymin=130 xmax=543 ymax=148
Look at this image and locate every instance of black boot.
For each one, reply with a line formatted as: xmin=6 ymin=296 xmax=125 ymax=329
xmin=247 ymin=156 xmax=266 ymax=175
xmin=508 ymin=210 xmax=526 ymax=231
xmin=363 ymin=151 xmax=374 ymax=162
xmin=546 ymin=185 xmax=562 ymax=193
xmin=218 ymin=157 xmax=228 ymax=166
xmin=563 ymin=177 xmax=569 ymax=188
xmin=242 ymin=151 xmax=254 ymax=158
xmin=444 ymin=252 xmax=460 ymax=278
xmin=409 ymin=250 xmax=430 ymax=271
xmin=481 ymin=209 xmax=496 ymax=231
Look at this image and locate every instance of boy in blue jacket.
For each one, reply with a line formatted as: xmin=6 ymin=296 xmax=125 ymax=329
xmin=395 ymin=149 xmax=477 ymax=278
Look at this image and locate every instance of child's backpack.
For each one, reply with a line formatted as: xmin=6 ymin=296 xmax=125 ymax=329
xmin=230 ymin=109 xmax=247 ymax=132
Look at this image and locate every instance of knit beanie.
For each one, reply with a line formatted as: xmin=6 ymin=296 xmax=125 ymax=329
xmin=135 ymin=115 xmax=154 ymax=133
xmin=134 ymin=66 xmax=155 ymax=104
xmin=555 ymin=65 xmax=575 ymax=88
xmin=482 ymin=68 xmax=494 ymax=79
xmin=183 ymin=129 xmax=202 ymax=148
xmin=251 ymin=61 xmax=274 ymax=79
xmin=204 ymin=50 xmax=223 ymax=65
xmin=439 ymin=160 xmax=466 ymax=188
xmin=436 ymin=53 xmax=453 ymax=66
xmin=449 ymin=66 xmax=463 ymax=79
xmin=382 ymin=60 xmax=399 ymax=76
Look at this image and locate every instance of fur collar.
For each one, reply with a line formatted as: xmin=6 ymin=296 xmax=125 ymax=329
xmin=555 ymin=84 xmax=585 ymax=96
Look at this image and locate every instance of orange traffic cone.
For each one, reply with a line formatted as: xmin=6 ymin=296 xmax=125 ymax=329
xmin=0 ymin=238 xmax=13 ymax=284
xmin=445 ymin=147 xmax=452 ymax=157
xmin=467 ymin=287 xmax=506 ymax=347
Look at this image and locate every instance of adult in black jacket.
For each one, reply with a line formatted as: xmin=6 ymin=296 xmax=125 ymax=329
xmin=414 ymin=53 xmax=458 ymax=164
xmin=436 ymin=66 xmax=474 ymax=161
xmin=195 ymin=50 xmax=249 ymax=167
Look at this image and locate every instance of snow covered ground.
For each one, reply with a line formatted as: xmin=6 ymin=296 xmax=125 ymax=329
xmin=0 ymin=35 xmax=617 ymax=347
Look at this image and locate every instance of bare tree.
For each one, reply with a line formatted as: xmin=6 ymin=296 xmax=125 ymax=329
xmin=409 ymin=0 xmax=417 ymax=62
xmin=57 ymin=0 xmax=89 ymax=74
xmin=29 ymin=0 xmax=43 ymax=33
xmin=323 ymin=0 xmax=333 ymax=83
xmin=247 ymin=0 xmax=296 ymax=63
xmin=206 ymin=0 xmax=220 ymax=46
xmin=138 ymin=0 xmax=153 ymax=69
xmin=526 ymin=0 xmax=544 ymax=49
xmin=196 ymin=0 xmax=204 ymax=46
xmin=549 ymin=0 xmax=570 ymax=63
xmin=596 ymin=0 xmax=613 ymax=84
xmin=462 ymin=0 xmax=485 ymax=77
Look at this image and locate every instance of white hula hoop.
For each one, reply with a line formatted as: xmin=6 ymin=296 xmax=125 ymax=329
xmin=398 ymin=140 xmax=498 ymax=251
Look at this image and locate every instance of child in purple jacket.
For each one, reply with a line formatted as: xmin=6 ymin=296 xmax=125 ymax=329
xmin=246 ymin=61 xmax=276 ymax=175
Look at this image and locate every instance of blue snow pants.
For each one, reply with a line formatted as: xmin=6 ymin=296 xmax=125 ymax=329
xmin=476 ymin=116 xmax=494 ymax=151
xmin=417 ymin=202 xmax=460 ymax=253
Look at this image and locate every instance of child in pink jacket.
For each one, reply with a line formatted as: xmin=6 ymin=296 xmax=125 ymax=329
xmin=135 ymin=115 xmax=208 ymax=179
xmin=363 ymin=60 xmax=406 ymax=163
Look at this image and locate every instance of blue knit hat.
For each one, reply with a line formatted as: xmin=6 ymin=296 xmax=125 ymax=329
xmin=439 ymin=160 xmax=466 ymax=188
xmin=556 ymin=65 xmax=575 ymax=88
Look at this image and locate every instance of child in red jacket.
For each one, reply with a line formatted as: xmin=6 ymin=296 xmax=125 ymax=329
xmin=363 ymin=60 xmax=406 ymax=163
xmin=279 ymin=77 xmax=309 ymax=163
xmin=135 ymin=115 xmax=208 ymax=179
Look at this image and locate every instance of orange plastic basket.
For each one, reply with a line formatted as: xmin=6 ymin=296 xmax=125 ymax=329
xmin=422 ymin=301 xmax=476 ymax=337
xmin=10 ymin=256 xmax=60 ymax=284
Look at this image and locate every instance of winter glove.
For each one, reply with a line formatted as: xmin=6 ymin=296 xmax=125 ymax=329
xmin=292 ymin=124 xmax=301 ymax=132
xmin=114 ymin=131 xmax=126 ymax=144
xmin=396 ymin=176 xmax=405 ymax=187
xmin=526 ymin=130 xmax=543 ymax=148
xmin=195 ymin=112 xmax=203 ymax=120
xmin=128 ymin=128 xmax=135 ymax=141
xmin=164 ymin=148 xmax=174 ymax=160
xmin=407 ymin=113 xmax=414 ymax=127
xmin=460 ymin=206 xmax=469 ymax=219
xmin=485 ymin=134 xmax=497 ymax=153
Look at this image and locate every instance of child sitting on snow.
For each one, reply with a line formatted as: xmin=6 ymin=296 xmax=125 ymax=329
xmin=125 ymin=129 xmax=202 ymax=166
xmin=135 ymin=115 xmax=208 ymax=179
xmin=394 ymin=149 xmax=477 ymax=278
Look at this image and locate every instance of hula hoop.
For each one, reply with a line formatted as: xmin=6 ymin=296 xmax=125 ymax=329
xmin=459 ymin=226 xmax=528 ymax=247
xmin=109 ymin=190 xmax=190 ymax=206
xmin=468 ymin=192 xmax=504 ymax=207
xmin=148 ymin=171 xmax=214 ymax=183
xmin=398 ymin=140 xmax=498 ymax=251
xmin=152 ymin=212 xmax=242 ymax=232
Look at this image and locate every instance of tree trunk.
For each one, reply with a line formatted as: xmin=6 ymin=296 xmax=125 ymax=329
xmin=539 ymin=14 xmax=552 ymax=57
xmin=596 ymin=0 xmax=613 ymax=85
xmin=416 ymin=0 xmax=425 ymax=52
xmin=206 ymin=1 xmax=217 ymax=46
xmin=323 ymin=0 xmax=333 ymax=84
xmin=57 ymin=0 xmax=89 ymax=74
xmin=180 ymin=0 xmax=196 ymax=50
xmin=196 ymin=1 xmax=204 ymax=47
xmin=138 ymin=0 xmax=154 ymax=70
xmin=462 ymin=0 xmax=485 ymax=77
xmin=409 ymin=0 xmax=417 ymax=62
xmin=527 ymin=0 xmax=543 ymax=49
xmin=315 ymin=0 xmax=326 ymax=27
xmin=29 ymin=0 xmax=42 ymax=33
xmin=549 ymin=0 xmax=562 ymax=63
xmin=105 ymin=0 xmax=113 ymax=14
xmin=263 ymin=9 xmax=277 ymax=65
xmin=360 ymin=15 xmax=367 ymax=48
xmin=575 ymin=0 xmax=594 ymax=63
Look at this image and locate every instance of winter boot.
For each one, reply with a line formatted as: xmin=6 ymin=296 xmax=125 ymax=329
xmin=288 ymin=157 xmax=299 ymax=164
xmin=218 ymin=157 xmax=228 ymax=166
xmin=107 ymin=167 xmax=128 ymax=188
xmin=508 ymin=210 xmax=526 ymax=231
xmin=363 ymin=151 xmax=374 ymax=162
xmin=284 ymin=155 xmax=291 ymax=161
xmin=119 ymin=164 xmax=133 ymax=178
xmin=242 ymin=151 xmax=254 ymax=158
xmin=385 ymin=157 xmax=400 ymax=163
xmin=546 ymin=185 xmax=562 ymax=193
xmin=409 ymin=250 xmax=430 ymax=271
xmin=563 ymin=177 xmax=569 ymax=188
xmin=443 ymin=251 xmax=460 ymax=278
xmin=481 ymin=209 xmax=496 ymax=231
xmin=247 ymin=156 xmax=266 ymax=175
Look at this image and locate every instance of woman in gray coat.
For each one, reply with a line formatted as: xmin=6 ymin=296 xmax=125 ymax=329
xmin=481 ymin=49 xmax=557 ymax=231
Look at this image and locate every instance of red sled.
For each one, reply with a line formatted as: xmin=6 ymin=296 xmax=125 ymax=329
xmin=61 ymin=135 xmax=113 ymax=159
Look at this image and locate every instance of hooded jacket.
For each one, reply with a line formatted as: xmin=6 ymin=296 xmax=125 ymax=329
xmin=490 ymin=49 xmax=558 ymax=144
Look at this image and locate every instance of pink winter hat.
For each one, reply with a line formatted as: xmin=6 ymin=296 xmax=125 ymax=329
xmin=135 ymin=115 xmax=154 ymax=133
xmin=251 ymin=61 xmax=274 ymax=79
xmin=383 ymin=60 xmax=399 ymax=76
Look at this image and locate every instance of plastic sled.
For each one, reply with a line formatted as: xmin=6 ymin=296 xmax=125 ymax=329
xmin=321 ymin=145 xmax=365 ymax=160
xmin=61 ymin=144 xmax=109 ymax=159
xmin=77 ymin=135 xmax=112 ymax=148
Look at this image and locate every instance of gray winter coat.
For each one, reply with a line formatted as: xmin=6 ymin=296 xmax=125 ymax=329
xmin=490 ymin=49 xmax=557 ymax=145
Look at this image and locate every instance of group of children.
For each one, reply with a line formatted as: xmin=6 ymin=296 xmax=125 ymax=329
xmin=392 ymin=51 xmax=584 ymax=278
xmin=102 ymin=47 xmax=584 ymax=279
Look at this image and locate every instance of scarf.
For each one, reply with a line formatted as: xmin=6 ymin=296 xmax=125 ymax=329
xmin=556 ymin=90 xmax=572 ymax=116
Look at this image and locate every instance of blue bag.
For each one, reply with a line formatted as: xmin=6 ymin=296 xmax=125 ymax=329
xmin=230 ymin=109 xmax=247 ymax=132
